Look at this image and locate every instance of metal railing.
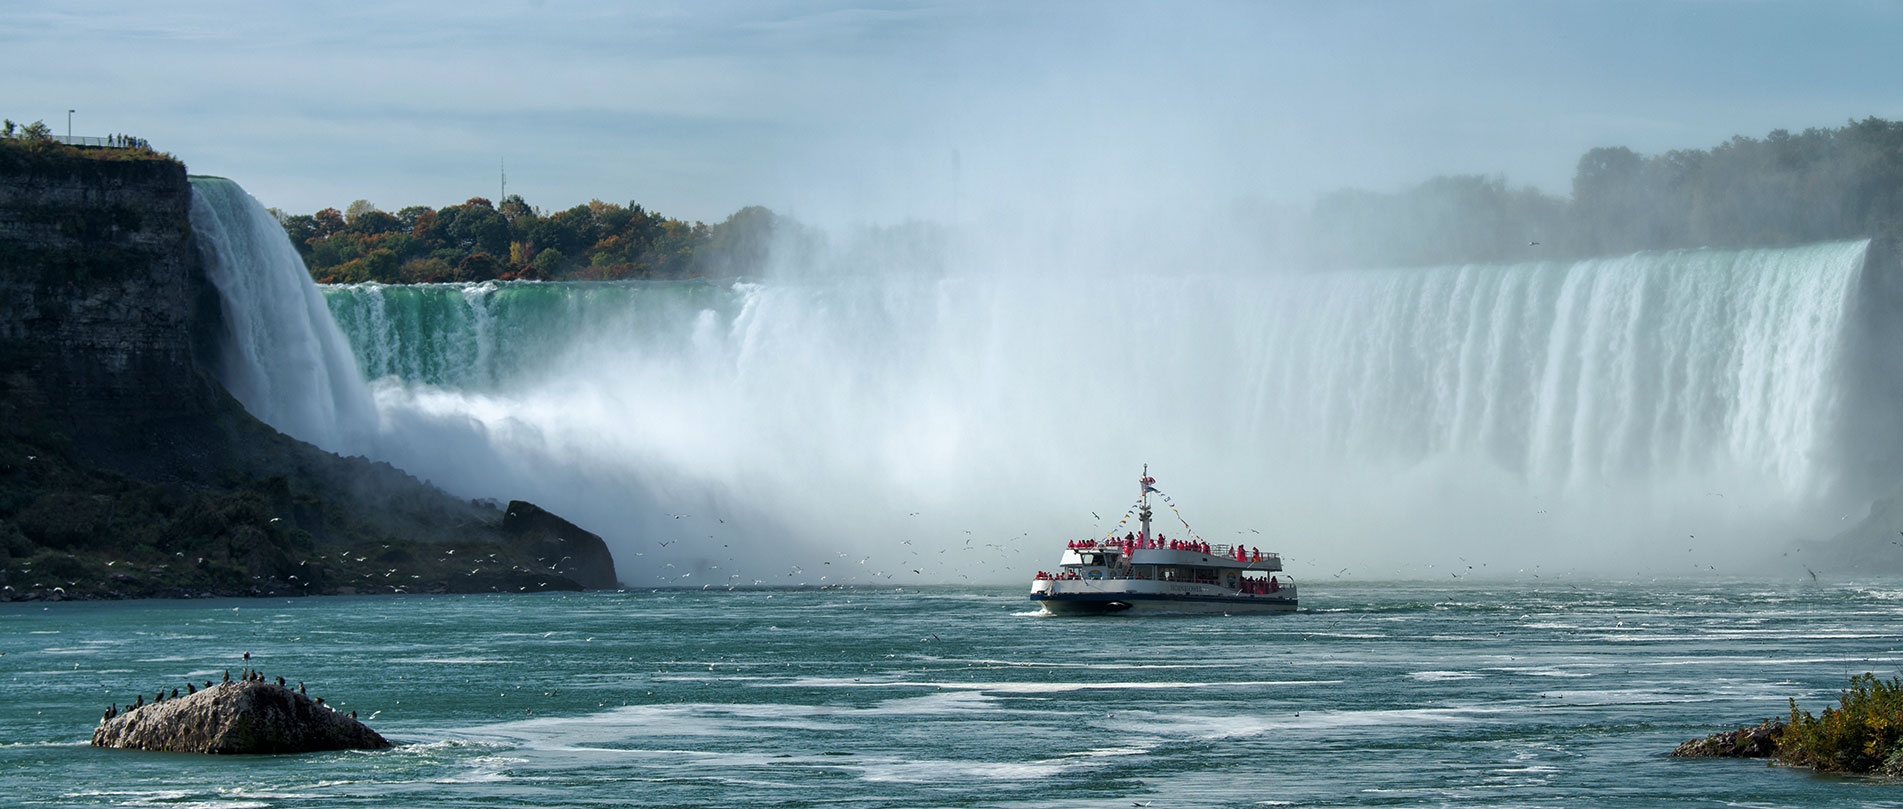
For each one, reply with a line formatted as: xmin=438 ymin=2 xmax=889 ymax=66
xmin=2 ymin=133 xmax=151 ymax=149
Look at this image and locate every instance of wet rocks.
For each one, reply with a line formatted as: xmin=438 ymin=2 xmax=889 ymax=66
xmin=91 ymin=679 xmax=390 ymax=754
xmin=1669 ymin=718 xmax=1784 ymax=759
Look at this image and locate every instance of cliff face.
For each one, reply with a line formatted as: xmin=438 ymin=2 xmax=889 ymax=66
xmin=0 ymin=152 xmax=209 ymax=427
xmin=0 ymin=141 xmax=619 ymax=598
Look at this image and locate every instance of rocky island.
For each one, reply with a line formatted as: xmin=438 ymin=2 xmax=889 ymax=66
xmin=0 ymin=133 xmax=619 ymax=599
xmin=93 ymin=672 xmax=390 ymax=754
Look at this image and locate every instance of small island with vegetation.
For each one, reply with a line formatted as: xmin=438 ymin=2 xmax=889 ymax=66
xmin=1675 ymin=674 xmax=1903 ymax=776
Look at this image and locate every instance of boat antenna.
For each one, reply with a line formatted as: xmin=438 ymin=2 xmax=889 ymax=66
xmin=1139 ymin=464 xmax=1153 ymax=541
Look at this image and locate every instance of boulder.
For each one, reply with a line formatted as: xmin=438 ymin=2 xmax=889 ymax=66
xmin=1669 ymin=718 xmax=1784 ymax=758
xmin=91 ymin=680 xmax=390 ymax=754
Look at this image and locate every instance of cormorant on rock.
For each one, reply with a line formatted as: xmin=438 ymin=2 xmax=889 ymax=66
xmin=348 ymin=710 xmax=356 ymax=719
xmin=276 ymin=676 xmax=285 ymax=687
xmin=171 ymin=688 xmax=179 ymax=699
xmin=104 ymin=705 xmax=116 ymax=720
xmin=298 ymin=682 xmax=306 ymax=695
xmin=315 ymin=697 xmax=325 ymax=707
xmin=154 ymin=691 xmax=163 ymax=703
xmin=186 ymin=683 xmax=195 ymax=694
xmin=204 ymin=680 xmax=212 ymax=689
xmin=133 ymin=694 xmax=143 ymax=708
xmin=223 ymin=670 xmax=230 ymax=683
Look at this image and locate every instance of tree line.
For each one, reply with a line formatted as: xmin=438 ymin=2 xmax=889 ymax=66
xmin=1299 ymin=116 xmax=1903 ymax=269
xmin=278 ymin=195 xmax=781 ymax=284
xmin=280 ymin=116 xmax=1903 ymax=282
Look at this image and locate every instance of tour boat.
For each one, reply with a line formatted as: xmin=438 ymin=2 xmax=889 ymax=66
xmin=1029 ymin=467 xmax=1296 ymax=614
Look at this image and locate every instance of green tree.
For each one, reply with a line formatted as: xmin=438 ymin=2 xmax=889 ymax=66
xmin=530 ymin=247 xmax=565 ymax=276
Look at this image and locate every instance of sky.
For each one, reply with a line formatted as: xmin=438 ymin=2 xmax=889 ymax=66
xmin=5 ymin=0 xmax=1901 ymax=226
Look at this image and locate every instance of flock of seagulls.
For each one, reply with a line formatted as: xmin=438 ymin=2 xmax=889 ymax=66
xmin=100 ymin=652 xmax=359 ymax=723
xmin=618 ymin=491 xmax=1862 ymax=589
xmin=626 ymin=507 xmax=1285 ymax=589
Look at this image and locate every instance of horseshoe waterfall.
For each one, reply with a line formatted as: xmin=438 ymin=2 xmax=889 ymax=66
xmin=186 ymin=178 xmax=1900 ymax=581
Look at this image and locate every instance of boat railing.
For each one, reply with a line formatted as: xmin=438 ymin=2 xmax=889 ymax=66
xmin=1035 ymin=572 xmax=1295 ymax=594
xmin=1070 ymin=540 xmax=1279 ymax=566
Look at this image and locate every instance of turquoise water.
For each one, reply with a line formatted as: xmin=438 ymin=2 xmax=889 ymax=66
xmin=5 ymin=581 xmax=1902 ymax=807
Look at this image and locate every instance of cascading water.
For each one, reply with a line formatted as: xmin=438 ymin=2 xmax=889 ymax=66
xmin=189 ymin=177 xmax=379 ymax=455
xmin=183 ymin=177 xmax=1885 ymax=581
xmin=312 ymin=240 xmax=1880 ymax=581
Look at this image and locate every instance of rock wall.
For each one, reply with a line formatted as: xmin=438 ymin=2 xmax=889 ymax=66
xmin=0 ymin=151 xmax=208 ymax=426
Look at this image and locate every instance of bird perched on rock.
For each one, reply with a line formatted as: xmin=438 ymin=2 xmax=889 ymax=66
xmin=276 ymin=676 xmax=285 ymax=688
xmin=298 ymin=682 xmax=306 ymax=695
xmin=223 ymin=670 xmax=230 ymax=683
xmin=186 ymin=683 xmax=195 ymax=694
xmin=170 ymin=688 xmax=179 ymax=699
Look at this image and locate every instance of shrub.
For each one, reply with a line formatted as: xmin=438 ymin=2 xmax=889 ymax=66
xmin=1780 ymin=673 xmax=1903 ymax=773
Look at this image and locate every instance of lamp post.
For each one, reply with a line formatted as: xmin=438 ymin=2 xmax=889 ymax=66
xmin=67 ymin=110 xmax=74 ymax=140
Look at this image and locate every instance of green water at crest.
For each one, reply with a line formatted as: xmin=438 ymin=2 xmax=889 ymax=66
xmin=5 ymin=581 xmax=1902 ymax=808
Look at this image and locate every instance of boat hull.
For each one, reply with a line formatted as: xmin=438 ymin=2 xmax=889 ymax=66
xmin=1031 ymin=591 xmax=1296 ymax=615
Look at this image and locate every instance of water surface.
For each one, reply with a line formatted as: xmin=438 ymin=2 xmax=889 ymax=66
xmin=4 ymin=580 xmax=1900 ymax=807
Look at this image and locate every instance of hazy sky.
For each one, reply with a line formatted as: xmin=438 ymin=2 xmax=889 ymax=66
xmin=6 ymin=1 xmax=1899 ymax=224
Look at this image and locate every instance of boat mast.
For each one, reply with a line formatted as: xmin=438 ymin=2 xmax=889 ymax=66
xmin=1139 ymin=464 xmax=1152 ymax=541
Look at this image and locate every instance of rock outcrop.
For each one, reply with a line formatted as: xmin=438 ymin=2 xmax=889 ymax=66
xmin=1669 ymin=718 xmax=1784 ymax=759
xmin=91 ymin=680 xmax=390 ymax=754
xmin=503 ymin=500 xmax=619 ymax=588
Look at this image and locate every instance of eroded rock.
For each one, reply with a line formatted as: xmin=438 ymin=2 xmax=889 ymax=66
xmin=1669 ymin=718 xmax=1784 ymax=758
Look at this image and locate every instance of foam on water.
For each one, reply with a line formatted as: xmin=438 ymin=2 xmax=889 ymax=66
xmin=7 ymin=581 xmax=1901 ymax=806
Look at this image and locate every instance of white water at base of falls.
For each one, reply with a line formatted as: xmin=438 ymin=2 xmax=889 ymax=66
xmin=184 ymin=179 xmax=1879 ymax=582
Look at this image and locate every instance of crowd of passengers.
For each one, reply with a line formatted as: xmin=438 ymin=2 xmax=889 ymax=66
xmin=1040 ymin=530 xmax=1282 ymax=592
xmin=1064 ymin=533 xmax=1268 ymax=563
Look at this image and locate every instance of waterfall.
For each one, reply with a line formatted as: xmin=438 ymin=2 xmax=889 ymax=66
xmin=312 ymin=241 xmax=1878 ymax=578
xmin=184 ymin=179 xmax=1882 ymax=579
xmin=188 ymin=177 xmax=378 ymax=454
